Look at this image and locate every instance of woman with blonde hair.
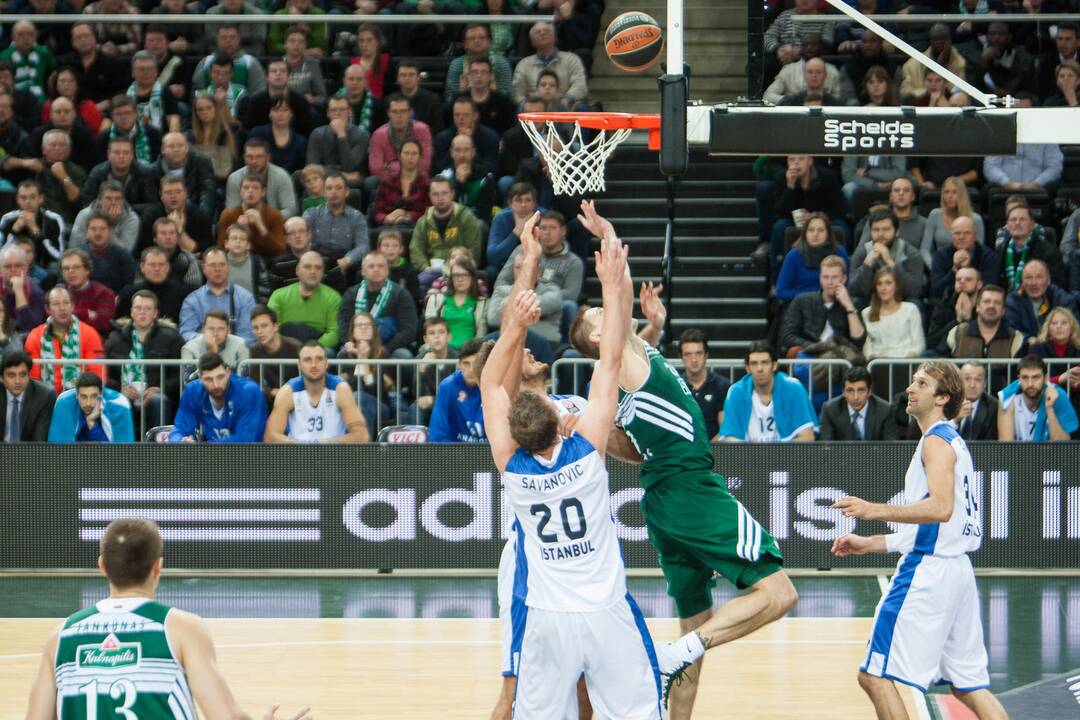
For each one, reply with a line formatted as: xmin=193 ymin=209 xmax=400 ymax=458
xmin=1030 ymin=306 xmax=1080 ymax=426
xmin=919 ymin=175 xmax=986 ymax=264
xmin=188 ymin=93 xmax=240 ymax=181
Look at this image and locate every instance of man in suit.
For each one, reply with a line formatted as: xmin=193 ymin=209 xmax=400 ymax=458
xmin=1 ymin=349 xmax=56 ymax=442
xmin=819 ymin=366 xmax=897 ymax=441
xmin=956 ymin=362 xmax=998 ymax=440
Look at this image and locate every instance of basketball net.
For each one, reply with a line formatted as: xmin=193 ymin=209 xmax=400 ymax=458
xmin=519 ymin=119 xmax=633 ymax=196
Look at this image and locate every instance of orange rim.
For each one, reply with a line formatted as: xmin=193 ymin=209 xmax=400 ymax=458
xmin=519 ymin=112 xmax=662 ymax=150
xmin=518 ymin=112 xmax=661 ymax=131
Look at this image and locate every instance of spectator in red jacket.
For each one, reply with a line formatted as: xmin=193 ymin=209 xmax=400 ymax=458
xmin=371 ymin=139 xmax=431 ymax=229
xmin=24 ymin=285 xmax=105 ymax=394
xmin=58 ymin=248 xmax=115 ymax=337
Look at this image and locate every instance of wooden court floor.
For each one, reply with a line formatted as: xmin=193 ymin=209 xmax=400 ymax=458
xmin=0 ymin=616 xmax=924 ymax=719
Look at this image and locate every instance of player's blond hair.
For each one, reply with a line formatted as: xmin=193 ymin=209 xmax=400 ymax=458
xmin=916 ymin=361 xmax=964 ymax=420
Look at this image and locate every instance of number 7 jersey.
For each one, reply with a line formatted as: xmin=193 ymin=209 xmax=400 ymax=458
xmin=503 ymin=433 xmax=628 ymax=612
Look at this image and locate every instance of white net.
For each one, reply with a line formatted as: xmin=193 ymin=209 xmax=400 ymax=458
xmin=519 ymin=118 xmax=633 ymax=195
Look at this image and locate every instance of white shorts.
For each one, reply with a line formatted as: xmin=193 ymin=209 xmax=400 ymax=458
xmin=862 ymin=553 xmax=990 ymax=693
xmin=497 ymin=538 xmax=516 ymax=676
xmin=513 ymin=596 xmax=665 ymax=720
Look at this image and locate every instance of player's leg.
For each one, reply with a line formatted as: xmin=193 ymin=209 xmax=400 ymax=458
xmin=860 ymin=555 xmax=948 ymax=719
xmin=856 ymin=673 xmax=910 ymax=720
xmin=941 ymin=557 xmax=1007 ymax=720
xmin=514 ymin=608 xmax=582 ymax=719
xmin=492 ymin=539 xmax=517 ymax=720
xmin=490 ymin=676 xmax=516 ymax=720
xmin=667 ymin=608 xmax=711 ymax=720
xmin=637 ymin=513 xmax=717 ymax=717
xmin=582 ymin=595 xmax=665 ymax=720
xmin=689 ymin=570 xmax=797 ymax=650
xmin=575 ymin=676 xmax=593 ymax=720
xmin=646 ymin=478 xmax=795 ymax=673
xmin=949 ymin=689 xmax=1007 ymax=720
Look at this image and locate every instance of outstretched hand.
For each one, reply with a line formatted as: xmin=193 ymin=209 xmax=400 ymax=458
xmin=831 ymin=534 xmax=872 ymax=557
xmin=511 ymin=288 xmax=542 ymax=328
xmin=639 ymin=281 xmax=666 ymax=329
xmin=594 ymin=234 xmax=628 ymax=286
xmin=520 ymin=211 xmax=542 ymax=264
xmin=577 ymin=200 xmax=617 ymax=242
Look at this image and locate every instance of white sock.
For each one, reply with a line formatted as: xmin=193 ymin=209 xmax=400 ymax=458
xmin=674 ymin=631 xmax=706 ymax=664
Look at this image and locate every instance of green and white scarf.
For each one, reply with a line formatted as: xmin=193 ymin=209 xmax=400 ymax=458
xmin=1004 ymin=238 xmax=1031 ymax=293
xmin=39 ymin=316 xmax=82 ymax=390
xmin=336 ymin=88 xmax=374 ymax=134
xmin=110 ymin=122 xmax=151 ymax=163
xmin=121 ymin=326 xmax=147 ymax=387
xmin=197 ymin=85 xmax=245 ymax=115
xmin=354 ymin=280 xmax=391 ymax=319
xmin=128 ymin=80 xmax=164 ymax=130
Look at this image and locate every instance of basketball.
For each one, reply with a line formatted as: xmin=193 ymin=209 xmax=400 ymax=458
xmin=604 ymin=11 xmax=664 ymax=73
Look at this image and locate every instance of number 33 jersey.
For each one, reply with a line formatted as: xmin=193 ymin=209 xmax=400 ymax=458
xmin=503 ymin=433 xmax=627 ymax=612
xmin=893 ymin=420 xmax=983 ymax=557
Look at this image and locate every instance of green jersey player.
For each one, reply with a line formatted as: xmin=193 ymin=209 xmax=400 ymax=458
xmin=26 ymin=517 xmax=310 ymax=720
xmin=570 ymin=202 xmax=798 ymax=720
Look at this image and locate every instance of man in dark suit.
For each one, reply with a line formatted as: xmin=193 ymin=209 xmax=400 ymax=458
xmin=956 ymin=361 xmax=998 ymax=440
xmin=819 ymin=366 xmax=897 ymax=441
xmin=1 ymin=349 xmax=56 ymax=442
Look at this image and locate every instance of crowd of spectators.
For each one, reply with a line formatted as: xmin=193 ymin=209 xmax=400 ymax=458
xmin=750 ymin=2 xmax=1080 ymax=442
xmin=0 ymin=4 xmax=613 ymax=442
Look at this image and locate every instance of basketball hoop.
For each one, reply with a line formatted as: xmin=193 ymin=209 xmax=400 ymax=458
xmin=517 ymin=112 xmax=661 ymax=195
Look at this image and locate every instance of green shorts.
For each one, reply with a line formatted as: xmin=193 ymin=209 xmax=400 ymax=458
xmin=642 ymin=471 xmax=784 ymax=619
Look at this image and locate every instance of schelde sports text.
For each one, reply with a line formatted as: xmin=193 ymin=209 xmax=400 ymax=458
xmin=822 ymin=118 xmax=916 ymax=151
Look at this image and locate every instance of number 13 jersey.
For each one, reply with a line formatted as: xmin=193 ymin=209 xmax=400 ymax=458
xmin=503 ymin=433 xmax=627 ymax=612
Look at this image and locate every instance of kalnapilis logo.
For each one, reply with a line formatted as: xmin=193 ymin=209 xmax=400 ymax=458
xmin=76 ymin=634 xmax=141 ymax=670
xmin=823 ymin=118 xmax=916 ymax=152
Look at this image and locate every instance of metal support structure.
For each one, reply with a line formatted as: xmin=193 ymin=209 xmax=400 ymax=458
xmin=662 ymin=175 xmax=676 ymax=354
xmin=4 ymin=12 xmax=549 ymax=24
xmin=747 ymin=0 xmax=766 ymax=99
xmin=818 ymin=0 xmax=996 ymax=107
xmin=791 ymin=12 xmax=1080 ymax=23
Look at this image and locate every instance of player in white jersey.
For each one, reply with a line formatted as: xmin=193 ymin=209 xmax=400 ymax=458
xmin=482 ymin=229 xmax=664 ymax=719
xmin=831 ymin=361 xmax=1008 ymax=720
xmin=264 ymin=341 xmax=369 ymax=444
xmin=25 ymin=517 xmax=310 ymax=720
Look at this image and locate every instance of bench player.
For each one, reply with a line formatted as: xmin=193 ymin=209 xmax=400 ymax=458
xmin=832 ymin=361 xmax=1008 ymax=720
xmin=482 ymin=230 xmax=665 ymax=718
xmin=568 ymin=202 xmax=798 ymax=718
xmin=25 ymin=517 xmax=310 ymax=720
xmin=264 ymin=340 xmax=370 ymax=444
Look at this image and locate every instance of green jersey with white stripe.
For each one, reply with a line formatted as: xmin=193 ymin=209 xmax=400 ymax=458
xmin=55 ymin=597 xmax=196 ymax=719
xmin=616 ymin=342 xmax=715 ymax=488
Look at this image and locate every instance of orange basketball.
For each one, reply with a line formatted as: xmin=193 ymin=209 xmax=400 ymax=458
xmin=604 ymin=11 xmax=664 ymax=73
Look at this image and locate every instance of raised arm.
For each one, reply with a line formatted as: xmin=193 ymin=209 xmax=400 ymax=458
xmin=495 ymin=212 xmax=542 ymax=399
xmin=481 ymin=290 xmax=542 ymax=470
xmin=637 ymin=281 xmax=665 ymax=347
xmin=575 ymin=233 xmax=631 ymax=455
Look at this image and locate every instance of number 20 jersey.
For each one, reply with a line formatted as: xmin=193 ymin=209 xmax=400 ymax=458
xmin=503 ymin=433 xmax=627 ymax=613
xmin=892 ymin=420 xmax=983 ymax=557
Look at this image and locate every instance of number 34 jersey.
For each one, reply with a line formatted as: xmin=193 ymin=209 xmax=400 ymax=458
xmin=892 ymin=420 xmax=983 ymax=558
xmin=503 ymin=433 xmax=627 ymax=613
